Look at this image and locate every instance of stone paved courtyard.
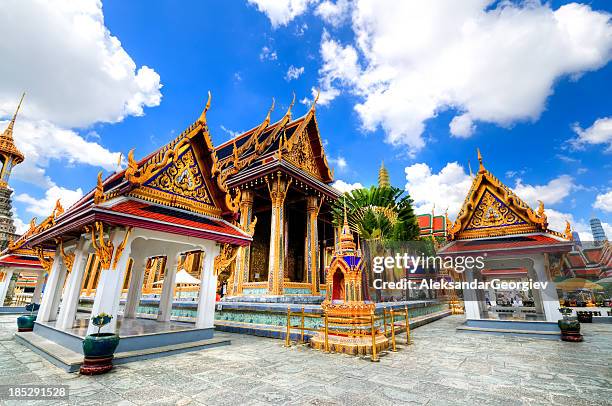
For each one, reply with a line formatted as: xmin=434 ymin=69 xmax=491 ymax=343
xmin=0 ymin=314 xmax=611 ymax=405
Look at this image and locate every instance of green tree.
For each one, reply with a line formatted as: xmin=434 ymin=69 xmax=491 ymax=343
xmin=332 ymin=185 xmax=420 ymax=242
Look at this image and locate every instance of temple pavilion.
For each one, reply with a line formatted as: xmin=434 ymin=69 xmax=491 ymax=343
xmin=439 ymin=150 xmax=574 ymax=334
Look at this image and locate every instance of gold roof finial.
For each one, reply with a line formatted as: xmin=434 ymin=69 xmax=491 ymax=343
xmin=0 ymin=92 xmax=26 ymax=164
xmin=564 ymin=220 xmax=572 ymax=240
xmin=477 ymin=148 xmax=485 ymax=173
xmin=198 ymin=91 xmax=212 ymax=124
xmin=310 ymin=88 xmax=320 ymax=112
xmin=286 ymin=92 xmax=296 ymax=120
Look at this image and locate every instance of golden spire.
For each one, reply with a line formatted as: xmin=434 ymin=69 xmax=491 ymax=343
xmin=477 ymin=148 xmax=485 ymax=173
xmin=340 ymin=196 xmax=356 ymax=250
xmin=0 ymin=92 xmax=26 ymax=164
xmin=378 ymin=161 xmax=390 ymax=187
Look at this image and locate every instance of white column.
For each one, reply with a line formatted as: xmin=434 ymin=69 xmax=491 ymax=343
xmin=0 ymin=269 xmax=14 ymax=306
xmin=124 ymin=256 xmax=146 ymax=318
xmin=531 ymin=255 xmax=562 ymax=322
xmin=196 ymin=244 xmax=220 ymax=329
xmin=32 ymin=271 xmax=45 ymax=305
xmin=463 ymin=270 xmax=481 ymax=320
xmin=37 ymin=248 xmax=67 ymax=322
xmin=157 ymin=251 xmax=180 ymax=322
xmin=87 ymin=229 xmax=133 ymax=335
xmin=56 ymin=238 xmax=90 ymax=330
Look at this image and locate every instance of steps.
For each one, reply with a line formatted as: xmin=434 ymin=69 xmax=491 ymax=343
xmin=15 ymin=331 xmax=231 ymax=372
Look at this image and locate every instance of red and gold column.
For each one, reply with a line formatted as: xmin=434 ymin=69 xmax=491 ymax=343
xmin=305 ymin=196 xmax=321 ymax=294
xmin=231 ymin=189 xmax=254 ymax=295
xmin=267 ymin=175 xmax=292 ymax=295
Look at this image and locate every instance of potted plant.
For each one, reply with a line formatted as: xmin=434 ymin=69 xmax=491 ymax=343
xmin=558 ymin=308 xmax=582 ymax=342
xmin=80 ymin=313 xmax=120 ymax=375
xmin=17 ymin=303 xmax=40 ymax=332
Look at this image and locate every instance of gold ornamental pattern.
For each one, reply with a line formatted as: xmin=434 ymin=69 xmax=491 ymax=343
xmin=283 ymin=129 xmax=322 ymax=180
xmin=147 ymin=148 xmax=212 ymax=204
xmin=466 ymin=190 xmax=523 ymax=229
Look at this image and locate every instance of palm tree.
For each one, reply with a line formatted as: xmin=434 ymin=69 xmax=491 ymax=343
xmin=331 ymin=185 xmax=420 ymax=242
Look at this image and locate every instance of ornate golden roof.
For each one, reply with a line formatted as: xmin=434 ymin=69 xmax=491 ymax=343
xmin=0 ymin=93 xmax=25 ymax=164
xmin=448 ymin=149 xmax=569 ymax=241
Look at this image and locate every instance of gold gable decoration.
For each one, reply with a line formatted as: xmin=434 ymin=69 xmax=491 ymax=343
xmin=146 ymin=148 xmax=213 ymax=205
xmin=280 ymin=127 xmax=323 ymax=180
xmin=448 ymin=150 xmax=550 ymax=240
xmin=466 ymin=190 xmax=524 ymax=230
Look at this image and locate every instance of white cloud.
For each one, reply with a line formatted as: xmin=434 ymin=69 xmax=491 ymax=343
xmin=312 ymin=1 xmax=612 ymax=153
xmin=315 ymin=31 xmax=361 ymax=106
xmin=11 ymin=208 xmax=28 ymax=235
xmin=315 ymin=0 xmax=350 ymax=27
xmin=285 ymin=65 xmax=305 ymax=81
xmin=16 ymin=185 xmax=84 ymax=218
xmin=259 ymin=46 xmax=278 ymax=61
xmin=328 ymin=156 xmax=348 ymax=170
xmin=404 ymin=162 xmax=472 ymax=218
xmin=4 ymin=119 xmax=120 ymax=188
xmin=571 ymin=117 xmax=612 ymax=152
xmin=0 ymin=0 xmax=162 ymax=128
xmin=594 ymin=190 xmax=612 ymax=212
xmin=544 ymin=208 xmax=612 ymax=242
xmin=512 ymin=175 xmax=575 ymax=208
xmin=0 ymin=0 xmax=157 ymax=193
xmin=220 ymin=125 xmax=244 ymax=139
xmin=449 ymin=114 xmax=475 ymax=138
xmin=332 ymin=179 xmax=363 ymax=193
xmin=248 ymin=0 xmax=315 ymax=27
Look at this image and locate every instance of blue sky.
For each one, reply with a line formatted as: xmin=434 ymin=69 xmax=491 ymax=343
xmin=0 ymin=0 xmax=611 ymax=239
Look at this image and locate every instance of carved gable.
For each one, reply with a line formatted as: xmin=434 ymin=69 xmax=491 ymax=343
xmin=465 ymin=190 xmax=526 ymax=231
xmin=130 ymin=145 xmax=221 ymax=216
xmin=449 ymin=167 xmax=548 ymax=240
xmin=282 ymin=128 xmax=323 ymax=180
xmin=146 ymin=148 xmax=213 ymax=204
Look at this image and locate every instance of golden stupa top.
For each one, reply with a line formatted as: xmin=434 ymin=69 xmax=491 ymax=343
xmin=0 ymin=93 xmax=25 ymax=164
xmin=339 ymin=200 xmax=357 ymax=251
xmin=378 ymin=160 xmax=390 ymax=187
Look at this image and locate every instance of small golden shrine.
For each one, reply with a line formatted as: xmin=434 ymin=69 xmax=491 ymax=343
xmin=310 ymin=206 xmax=388 ymax=354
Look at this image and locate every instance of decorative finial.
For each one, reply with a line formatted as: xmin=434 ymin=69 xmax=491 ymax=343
xmin=432 ymin=203 xmax=435 ymax=218
xmin=310 ymin=89 xmax=320 ymax=112
xmin=564 ymin=220 xmax=572 ymax=240
xmin=477 ymin=148 xmax=485 ymax=173
xmin=266 ymin=98 xmax=275 ymax=122
xmin=286 ymin=92 xmax=296 ymax=120
xmin=537 ymin=200 xmax=545 ymax=217
xmin=94 ymin=171 xmax=105 ymax=204
xmin=378 ymin=161 xmax=390 ymax=187
xmin=198 ymin=91 xmax=212 ymax=123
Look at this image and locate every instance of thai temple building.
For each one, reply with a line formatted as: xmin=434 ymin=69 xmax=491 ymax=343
xmin=439 ymin=150 xmax=575 ymax=335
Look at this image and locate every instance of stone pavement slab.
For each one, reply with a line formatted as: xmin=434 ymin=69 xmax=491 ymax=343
xmin=0 ymin=314 xmax=611 ymax=405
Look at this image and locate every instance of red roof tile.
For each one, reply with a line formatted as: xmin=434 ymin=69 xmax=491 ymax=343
xmin=108 ymin=200 xmax=247 ymax=238
xmin=440 ymin=234 xmax=569 ymax=254
xmin=0 ymin=255 xmax=43 ymax=269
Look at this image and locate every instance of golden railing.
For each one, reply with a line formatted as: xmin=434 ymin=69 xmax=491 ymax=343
xmin=284 ymin=305 xmax=413 ymax=362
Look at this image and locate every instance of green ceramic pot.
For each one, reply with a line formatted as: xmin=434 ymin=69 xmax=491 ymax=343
xmin=17 ymin=315 xmax=36 ymax=332
xmin=558 ymin=318 xmax=580 ymax=334
xmin=82 ymin=333 xmax=120 ymax=358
